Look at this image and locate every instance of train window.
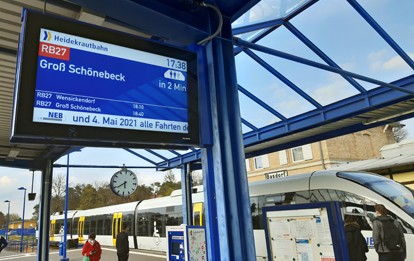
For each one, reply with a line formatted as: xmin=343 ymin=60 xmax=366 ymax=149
xmin=97 ymin=219 xmax=103 ymax=235
xmin=84 ymin=221 xmax=90 ymax=235
xmin=250 ymin=195 xmax=266 ymax=229
xmin=91 ymin=219 xmax=97 ymax=234
xmin=104 ymin=218 xmax=111 ymax=235
xmin=66 ymin=222 xmax=71 ymax=234
xmin=73 ymin=218 xmax=79 ymax=235
xmin=309 ymin=189 xmax=375 ymax=231
xmin=264 ymin=195 xmax=284 ymax=205
xmin=137 ymin=214 xmax=150 ymax=237
xmin=166 ymin=213 xmax=181 ymax=226
xmin=294 ymin=191 xmax=310 ymax=204
xmin=310 ymin=189 xmax=343 ymax=202
xmin=151 ymin=214 xmax=165 ymax=237
xmin=250 ymin=196 xmax=260 ymax=229
xmin=124 ymin=214 xmax=133 ymax=233
xmin=264 ymin=192 xmax=294 ymax=206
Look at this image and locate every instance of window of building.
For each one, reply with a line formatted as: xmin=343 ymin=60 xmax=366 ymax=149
xmin=291 ymin=144 xmax=313 ymax=162
xmin=254 ymin=155 xmax=269 ymax=169
xmin=279 ymin=150 xmax=287 ymax=165
xmin=245 ymin=159 xmax=250 ymax=171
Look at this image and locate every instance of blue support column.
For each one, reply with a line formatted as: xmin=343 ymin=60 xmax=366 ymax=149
xmin=37 ymin=160 xmax=53 ymax=261
xmin=61 ymin=153 xmax=70 ymax=261
xmin=200 ymin=17 xmax=256 ymax=260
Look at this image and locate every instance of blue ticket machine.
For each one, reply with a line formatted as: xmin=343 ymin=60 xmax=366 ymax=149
xmin=166 ymin=225 xmax=207 ymax=261
xmin=167 ymin=226 xmax=186 ymax=261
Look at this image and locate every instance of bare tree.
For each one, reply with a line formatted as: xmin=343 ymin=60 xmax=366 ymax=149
xmin=52 ymin=173 xmax=67 ymax=198
xmin=164 ymin=170 xmax=177 ymax=183
xmin=191 ymin=170 xmax=203 ymax=186
xmin=51 ymin=173 xmax=66 ymax=213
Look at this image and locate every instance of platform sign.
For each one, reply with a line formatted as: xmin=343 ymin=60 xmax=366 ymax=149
xmin=11 ymin=9 xmax=199 ymax=148
xmin=263 ymin=202 xmax=349 ymax=261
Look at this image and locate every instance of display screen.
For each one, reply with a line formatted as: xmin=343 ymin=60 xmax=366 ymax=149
xmin=11 ymin=10 xmax=199 ymax=148
xmin=35 ymin=29 xmax=189 ymax=133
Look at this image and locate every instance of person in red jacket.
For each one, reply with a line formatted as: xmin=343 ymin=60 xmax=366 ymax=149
xmin=82 ymin=233 xmax=102 ymax=261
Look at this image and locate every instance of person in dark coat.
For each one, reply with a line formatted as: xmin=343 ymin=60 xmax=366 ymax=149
xmin=0 ymin=236 xmax=8 ymax=253
xmin=372 ymin=204 xmax=406 ymax=261
xmin=116 ymin=224 xmax=130 ymax=261
xmin=344 ymin=215 xmax=368 ymax=261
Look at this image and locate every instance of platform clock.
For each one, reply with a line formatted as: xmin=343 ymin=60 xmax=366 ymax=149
xmin=110 ymin=167 xmax=138 ymax=197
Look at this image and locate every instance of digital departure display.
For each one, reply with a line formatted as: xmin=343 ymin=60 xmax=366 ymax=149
xmin=35 ymin=29 xmax=189 ymax=133
xmin=11 ymin=10 xmax=200 ymax=148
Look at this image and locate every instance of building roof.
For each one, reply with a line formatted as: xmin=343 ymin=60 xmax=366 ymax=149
xmin=330 ymin=139 xmax=414 ymax=172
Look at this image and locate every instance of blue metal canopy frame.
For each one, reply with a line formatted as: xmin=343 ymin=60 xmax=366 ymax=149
xmin=154 ymin=0 xmax=414 ymax=169
xmin=2 ymin=1 xmax=413 ymax=261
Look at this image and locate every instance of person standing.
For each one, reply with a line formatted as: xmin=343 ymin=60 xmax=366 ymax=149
xmin=116 ymin=224 xmax=130 ymax=261
xmin=372 ymin=204 xmax=406 ymax=261
xmin=0 ymin=236 xmax=8 ymax=253
xmin=344 ymin=215 xmax=368 ymax=261
xmin=82 ymin=232 xmax=102 ymax=261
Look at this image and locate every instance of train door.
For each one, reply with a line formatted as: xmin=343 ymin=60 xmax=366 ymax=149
xmin=112 ymin=212 xmax=123 ymax=246
xmin=50 ymin=219 xmax=56 ymax=242
xmin=78 ymin=216 xmax=85 ymax=242
xmin=193 ymin=203 xmax=203 ymax=226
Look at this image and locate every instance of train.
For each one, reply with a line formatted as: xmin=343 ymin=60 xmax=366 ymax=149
xmin=50 ymin=170 xmax=414 ymax=260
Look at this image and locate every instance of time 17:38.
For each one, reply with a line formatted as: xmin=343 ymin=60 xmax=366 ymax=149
xmin=167 ymin=59 xmax=186 ymax=70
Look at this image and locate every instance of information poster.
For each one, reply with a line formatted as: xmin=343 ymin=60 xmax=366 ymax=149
xmin=265 ymin=208 xmax=336 ymax=261
xmin=34 ymin=28 xmax=190 ymax=134
xmin=187 ymin=227 xmax=207 ymax=261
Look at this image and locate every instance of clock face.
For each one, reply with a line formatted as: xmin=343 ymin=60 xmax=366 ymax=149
xmin=110 ymin=169 xmax=138 ymax=197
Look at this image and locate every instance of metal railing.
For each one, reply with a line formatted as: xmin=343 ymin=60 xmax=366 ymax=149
xmin=6 ymin=239 xmax=37 ymax=253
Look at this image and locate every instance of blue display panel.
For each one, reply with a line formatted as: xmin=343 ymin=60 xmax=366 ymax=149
xmin=35 ymin=29 xmax=189 ymax=133
xmin=11 ymin=10 xmax=199 ymax=148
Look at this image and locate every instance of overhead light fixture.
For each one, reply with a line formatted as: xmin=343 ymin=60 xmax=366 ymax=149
xmin=363 ymin=108 xmax=414 ymax=125
xmin=6 ymin=147 xmax=20 ymax=160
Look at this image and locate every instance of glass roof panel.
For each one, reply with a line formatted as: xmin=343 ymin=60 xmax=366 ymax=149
xmin=289 ymin=0 xmax=413 ymax=89
xmin=255 ymin=25 xmax=326 ymax=65
xmin=254 ymin=50 xmax=359 ymax=107
xmin=239 ymin=91 xmax=281 ymax=130
xmin=236 ymin=51 xmax=315 ymax=119
xmin=232 ymin=0 xmax=312 ymax=29
xmin=359 ymin=0 xmax=414 ymax=56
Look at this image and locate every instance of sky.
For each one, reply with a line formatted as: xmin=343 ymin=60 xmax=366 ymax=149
xmin=1 ymin=0 xmax=414 ymax=219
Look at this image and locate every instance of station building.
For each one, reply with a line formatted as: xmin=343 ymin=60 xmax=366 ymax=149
xmin=7 ymin=220 xmax=37 ymax=230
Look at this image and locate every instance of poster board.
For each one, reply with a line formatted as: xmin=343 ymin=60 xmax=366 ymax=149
xmin=187 ymin=226 xmax=207 ymax=261
xmin=263 ymin=202 xmax=348 ymax=261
